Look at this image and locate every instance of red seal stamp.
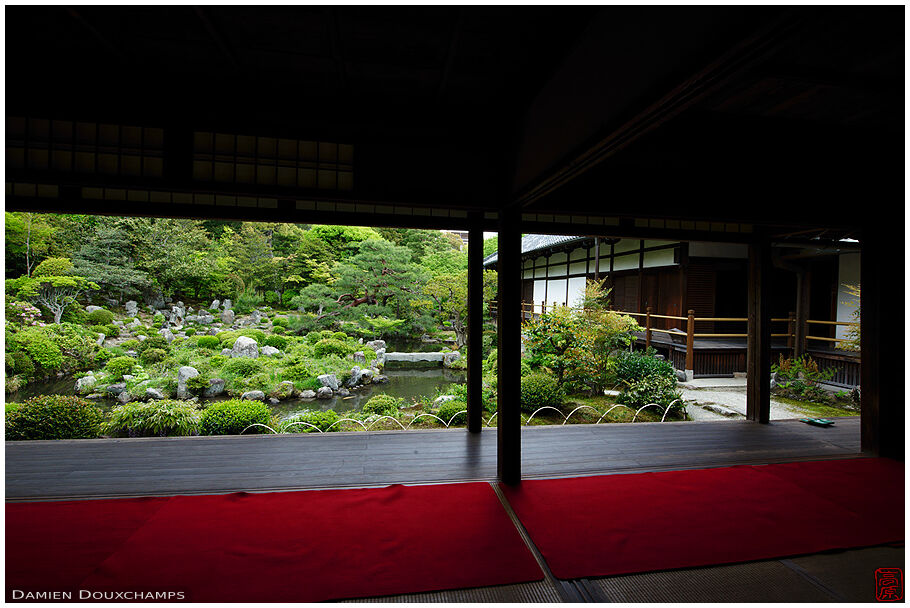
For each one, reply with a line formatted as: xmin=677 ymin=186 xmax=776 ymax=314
xmin=876 ymin=568 xmax=903 ymax=601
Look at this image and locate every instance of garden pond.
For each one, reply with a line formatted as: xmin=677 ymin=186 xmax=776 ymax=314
xmin=9 ymin=367 xmax=466 ymax=421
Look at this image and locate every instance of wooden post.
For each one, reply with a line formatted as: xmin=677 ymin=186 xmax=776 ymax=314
xmin=787 ymin=311 xmax=796 ymax=356
xmin=861 ymin=234 xmax=903 ymax=458
xmin=593 ymin=237 xmax=600 ymax=281
xmin=497 ymin=208 xmax=522 ymax=485
xmin=466 ymin=214 xmax=483 ymax=434
xmin=794 ymin=267 xmax=810 ymax=357
xmin=645 ymin=306 xmax=652 ymax=349
xmin=541 ymin=300 xmax=546 ymax=316
xmin=685 ymin=309 xmax=695 ymax=380
xmin=746 ymin=238 xmax=772 ymax=424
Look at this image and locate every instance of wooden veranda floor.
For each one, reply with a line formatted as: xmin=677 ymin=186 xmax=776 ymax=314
xmin=6 ymin=417 xmax=861 ymax=500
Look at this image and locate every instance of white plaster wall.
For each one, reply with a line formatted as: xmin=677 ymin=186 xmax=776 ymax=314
xmin=568 ymin=276 xmax=587 ymax=307
xmin=547 ymin=279 xmax=568 ymax=307
xmin=835 ymin=252 xmax=861 ymax=340
xmin=643 ymin=248 xmax=675 ymax=268
xmin=533 ymin=280 xmax=547 ymax=308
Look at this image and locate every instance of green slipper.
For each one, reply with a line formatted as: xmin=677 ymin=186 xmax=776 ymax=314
xmin=800 ymin=418 xmax=835 ymax=427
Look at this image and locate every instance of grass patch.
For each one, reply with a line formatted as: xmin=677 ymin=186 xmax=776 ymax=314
xmin=774 ymin=396 xmax=859 ymax=418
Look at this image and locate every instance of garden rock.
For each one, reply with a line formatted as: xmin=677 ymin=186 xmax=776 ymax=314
xmin=176 ymin=366 xmax=200 ymax=399
xmin=128 ymin=319 xmax=142 ymax=328
xmin=203 ymin=378 xmax=226 ymax=397
xmin=300 ymin=389 xmax=317 ymax=399
xmin=122 ymin=374 xmax=134 ymax=382
xmin=366 ymin=339 xmax=386 ymax=351
xmin=269 ymin=398 xmax=280 ymax=405
xmin=158 ymin=328 xmax=175 ymax=343
xmin=353 ymin=351 xmax=367 ymax=364
xmin=372 ymin=375 xmax=389 ymax=384
xmin=261 ymin=345 xmax=281 ymax=357
xmin=222 ymin=299 xmax=232 ymax=310
xmin=274 ymin=381 xmax=296 ymax=400
xmin=434 ymin=395 xmax=457 ymax=406
xmin=231 ymin=336 xmax=259 ymax=358
xmin=96 ymin=333 xmax=106 ymax=346
xmin=221 ymin=309 xmax=235 ymax=325
xmin=241 ymin=390 xmax=266 ymax=402
xmin=345 ymin=366 xmax=363 ymax=387
xmin=125 ymin=350 xmax=138 ymax=358
xmin=250 ymin=310 xmax=262 ymax=324
xmin=442 ymin=351 xmax=461 ymax=368
xmin=210 ymin=299 xmax=220 ymax=310
xmin=220 ymin=348 xmax=233 ymax=357
xmin=106 ymin=383 xmax=127 ymax=395
xmin=197 ymin=314 xmax=214 ymax=325
xmin=86 ymin=305 xmax=104 ymax=313
xmin=113 ymin=320 xmax=124 ymax=327
xmin=137 ymin=335 xmax=147 ymax=342
xmin=337 ymin=388 xmax=351 ymax=397
xmin=316 ymin=386 xmax=334 ymax=399
xmin=145 ymin=388 xmax=165 ymax=400
xmin=117 ymin=391 xmax=136 ymax=405
xmin=124 ymin=300 xmax=139 ymax=316
xmin=360 ymin=369 xmax=374 ymax=383
xmin=75 ymin=375 xmax=97 ymax=393
xmin=317 ymin=374 xmax=339 ymax=390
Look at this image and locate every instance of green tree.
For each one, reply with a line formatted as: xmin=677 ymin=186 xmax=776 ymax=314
xmin=72 ymin=224 xmax=151 ymax=304
xmin=330 ymin=239 xmax=425 ymax=319
xmin=375 ymin=228 xmax=454 ymax=262
xmin=7 ymin=263 xmax=100 ymax=324
xmin=417 ymin=269 xmax=497 ymax=347
xmin=308 ymin=225 xmax=383 ymax=259
xmin=482 ymin=236 xmax=499 ymax=258
xmin=126 ymin=218 xmax=213 ymax=298
xmin=5 ymin=212 xmax=55 ymax=277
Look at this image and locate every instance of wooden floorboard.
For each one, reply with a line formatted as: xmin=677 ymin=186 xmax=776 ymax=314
xmin=5 ymin=418 xmax=862 ymax=500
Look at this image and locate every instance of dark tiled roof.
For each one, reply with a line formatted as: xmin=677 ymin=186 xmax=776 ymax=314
xmin=482 ymin=234 xmax=588 ymax=266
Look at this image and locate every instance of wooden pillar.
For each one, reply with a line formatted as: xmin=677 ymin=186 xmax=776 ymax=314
xmin=497 ymin=208 xmax=522 ymax=484
xmin=787 ymin=311 xmax=796 ymax=356
xmin=861 ymin=236 xmax=903 ymax=458
xmin=794 ymin=266 xmax=810 ymax=357
xmin=746 ymin=238 xmax=772 ymax=423
xmin=685 ymin=309 xmax=695 ymax=380
xmin=593 ymin=237 xmax=600 ymax=281
xmin=645 ymin=306 xmax=652 ymax=349
xmin=466 ymin=214 xmax=484 ymax=434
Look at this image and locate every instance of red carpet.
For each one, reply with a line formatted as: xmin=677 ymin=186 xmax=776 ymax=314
xmin=502 ymin=458 xmax=904 ymax=580
xmin=7 ymin=483 xmax=542 ymax=602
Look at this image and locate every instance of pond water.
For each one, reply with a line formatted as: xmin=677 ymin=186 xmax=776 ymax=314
xmin=8 ymin=368 xmax=466 ymax=421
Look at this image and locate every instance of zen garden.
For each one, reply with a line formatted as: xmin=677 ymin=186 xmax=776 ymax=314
xmin=4 ymin=213 xmax=859 ymax=441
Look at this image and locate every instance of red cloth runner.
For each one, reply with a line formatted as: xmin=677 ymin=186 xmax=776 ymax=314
xmin=7 ymin=482 xmax=542 ymax=602
xmin=502 ymin=457 xmax=904 ymax=580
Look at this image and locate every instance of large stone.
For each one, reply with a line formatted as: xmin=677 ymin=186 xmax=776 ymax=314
xmin=222 ymin=299 xmax=232 ymax=310
xmin=231 ymin=336 xmax=259 ymax=358
xmin=384 ymin=352 xmax=447 ymax=363
xmin=317 ymin=374 xmax=339 ymax=390
xmin=345 ymin=366 xmax=363 ymax=388
xmin=86 ymin=305 xmax=104 ymax=313
xmin=176 ymin=366 xmax=200 ymax=399
xmin=261 ymin=345 xmax=281 ymax=357
xmin=316 ymin=386 xmax=334 ymax=399
xmin=145 ymin=388 xmax=165 ymax=400
xmin=197 ymin=314 xmax=214 ymax=325
xmin=352 ymin=351 xmax=367 ymax=364
xmin=221 ymin=309 xmax=235 ymax=325
xmin=96 ymin=333 xmax=106 ymax=347
xmin=220 ymin=348 xmax=233 ymax=357
xmin=337 ymin=388 xmax=351 ymax=397
xmin=366 ymin=339 xmax=386 ymax=351
xmin=442 ymin=351 xmax=461 ymax=368
xmin=124 ymin=300 xmax=139 ymax=316
xmin=106 ymin=383 xmax=127 ymax=396
xmin=210 ymin=299 xmax=221 ymax=310
xmin=241 ymin=390 xmax=266 ymax=401
xmin=117 ymin=391 xmax=136 ymax=405
xmin=75 ymin=375 xmax=97 ymax=393
xmin=145 ymin=291 xmax=166 ymax=309
xmin=300 ymin=389 xmax=317 ymax=399
xmin=203 ymin=378 xmax=226 ymax=397
xmin=250 ymin=310 xmax=262 ymax=324
xmin=434 ymin=395 xmax=457 ymax=406
xmin=273 ymin=381 xmax=296 ymax=400
xmin=158 ymin=328 xmax=175 ymax=343
xmin=372 ymin=375 xmax=389 ymax=384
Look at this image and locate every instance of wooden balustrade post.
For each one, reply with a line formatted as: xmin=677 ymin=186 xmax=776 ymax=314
xmin=645 ymin=306 xmax=652 ymax=349
xmin=541 ymin=300 xmax=546 ymax=316
xmin=685 ymin=309 xmax=695 ymax=381
xmin=787 ymin=311 xmax=796 ymax=356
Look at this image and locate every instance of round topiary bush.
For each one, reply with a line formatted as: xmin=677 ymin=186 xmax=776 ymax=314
xmin=263 ymin=335 xmax=288 ymax=349
xmin=196 ymin=335 xmax=220 ymax=350
xmin=137 ymin=334 xmax=169 ymax=354
xmin=264 ymin=291 xmax=280 ymax=306
xmin=271 ymin=326 xmax=286 ymax=335
xmin=94 ymin=324 xmax=119 ymax=338
xmin=435 ymin=400 xmax=467 ymax=426
xmin=86 ymin=308 xmax=115 ymax=326
xmin=271 ymin=317 xmax=289 ymax=328
xmin=5 ymin=395 xmax=104 ymax=440
xmin=313 ymin=338 xmax=351 ymax=358
xmin=200 ymin=399 xmax=271 ymax=435
xmin=519 ymin=373 xmax=563 ymax=413
xmin=331 ymin=331 xmax=348 ymax=341
xmin=139 ymin=348 xmax=167 ymax=365
xmin=9 ymin=351 xmax=36 ymax=379
xmin=221 ymin=357 xmax=263 ymax=378
xmin=120 ymin=339 xmax=141 ymax=351
xmin=361 ymin=394 xmax=404 ymax=417
xmin=105 ymin=356 xmax=137 ymax=380
xmin=305 ymin=331 xmax=323 ymax=344
xmin=282 ymin=409 xmax=339 ymax=433
xmin=12 ymin=330 xmax=63 ymax=373
xmin=613 ymin=349 xmax=676 ymax=384
xmin=184 ymin=327 xmax=196 ymax=336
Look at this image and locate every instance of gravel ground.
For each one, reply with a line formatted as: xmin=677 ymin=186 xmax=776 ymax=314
xmin=681 ymin=386 xmax=810 ymax=421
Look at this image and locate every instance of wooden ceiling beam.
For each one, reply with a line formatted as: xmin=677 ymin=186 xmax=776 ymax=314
xmin=193 ymin=7 xmax=241 ymax=67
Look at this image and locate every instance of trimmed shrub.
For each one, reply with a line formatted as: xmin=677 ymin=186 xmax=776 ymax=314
xmin=137 ymin=335 xmax=169 ymax=354
xmin=121 ymin=339 xmax=141 ymax=351
xmin=5 ymin=395 xmax=103 ymax=440
xmin=9 ymin=351 xmax=36 ymax=379
xmin=200 ymin=399 xmax=271 ymax=435
xmin=196 ymin=335 xmax=221 ymax=350
xmin=281 ymin=362 xmax=316 ymax=382
xmin=281 ymin=289 xmax=299 ymax=308
xmin=436 ymin=400 xmax=467 ymax=426
xmin=313 ymin=338 xmax=351 ymax=358
xmin=271 ymin=316 xmax=290 ymax=328
xmin=94 ymin=324 xmax=119 ymax=338
xmin=282 ymin=409 xmax=339 ymax=433
xmin=139 ymin=348 xmax=167 ymax=365
xmin=614 ymin=349 xmax=675 ymax=384
xmin=331 ymin=331 xmax=348 ymax=341
xmin=12 ymin=330 xmax=63 ymax=373
xmin=184 ymin=328 xmax=197 ymax=336
xmin=221 ymin=357 xmax=263 ymax=378
xmin=362 ymin=394 xmax=403 ymax=417
xmin=33 ymin=257 xmax=74 ymax=277
xmin=86 ymin=308 xmax=115 ymax=326
xmin=618 ymin=374 xmax=683 ymax=415
xmin=240 ymin=329 xmax=266 ymax=344
xmin=102 ymin=400 xmax=201 ymax=438
xmin=105 ymin=356 xmax=137 ymax=380
xmin=520 ymin=373 xmax=563 ymax=413
xmin=305 ymin=331 xmax=323 ymax=345
xmin=271 ymin=326 xmax=286 ymax=335
xmin=264 ymin=291 xmax=280 ymax=306
xmin=263 ymin=335 xmax=288 ymax=349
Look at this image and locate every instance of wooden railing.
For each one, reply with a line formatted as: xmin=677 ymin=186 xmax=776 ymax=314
xmin=489 ymin=300 xmax=860 ymax=377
